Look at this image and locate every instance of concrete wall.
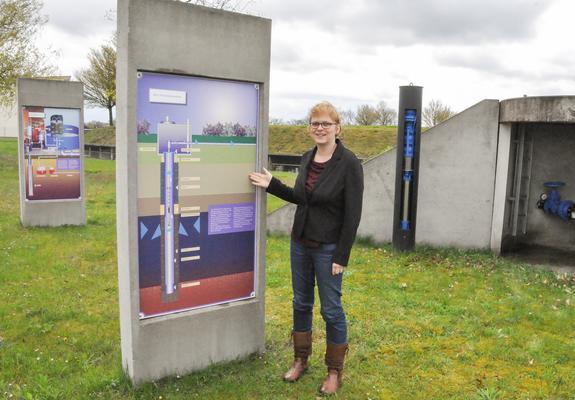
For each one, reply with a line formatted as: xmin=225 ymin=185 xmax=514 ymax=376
xmin=116 ymin=0 xmax=271 ymax=384
xmin=356 ymin=150 xmax=397 ymax=242
xmin=516 ymin=123 xmax=575 ymax=251
xmin=266 ymin=199 xmax=295 ymax=235
xmin=0 ymin=104 xmax=17 ymax=138
xmin=416 ymin=100 xmax=500 ymax=248
xmin=500 ymin=96 xmax=575 ymax=123
xmin=268 ymin=100 xmax=501 ymax=250
xmin=16 ymin=78 xmax=85 ymax=227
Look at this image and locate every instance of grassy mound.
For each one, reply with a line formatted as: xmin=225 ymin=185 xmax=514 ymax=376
xmin=269 ymin=125 xmax=397 ymax=159
xmin=84 ymin=126 xmax=115 ymax=145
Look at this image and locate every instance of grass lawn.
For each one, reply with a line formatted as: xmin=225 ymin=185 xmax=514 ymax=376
xmin=1 ymin=138 xmax=575 ymax=399
xmin=266 ymin=171 xmax=296 ymax=214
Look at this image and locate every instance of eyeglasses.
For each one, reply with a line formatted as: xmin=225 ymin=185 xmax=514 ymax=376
xmin=310 ymin=121 xmax=338 ymax=129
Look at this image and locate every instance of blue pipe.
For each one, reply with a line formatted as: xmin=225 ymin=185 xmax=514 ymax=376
xmin=400 ymin=109 xmax=417 ymax=231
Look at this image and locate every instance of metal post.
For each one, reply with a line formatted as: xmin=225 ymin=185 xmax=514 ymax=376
xmin=392 ymin=85 xmax=423 ymax=251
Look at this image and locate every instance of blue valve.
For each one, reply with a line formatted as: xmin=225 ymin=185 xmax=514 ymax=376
xmin=401 ymin=220 xmax=410 ymax=231
xmin=537 ymin=181 xmax=573 ymax=221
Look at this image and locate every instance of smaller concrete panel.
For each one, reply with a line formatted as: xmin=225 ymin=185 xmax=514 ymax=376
xmin=500 ymin=96 xmax=575 ymax=123
xmin=16 ymin=78 xmax=85 ymax=227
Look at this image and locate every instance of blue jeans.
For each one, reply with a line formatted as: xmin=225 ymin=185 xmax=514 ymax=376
xmin=290 ymin=239 xmax=347 ymax=344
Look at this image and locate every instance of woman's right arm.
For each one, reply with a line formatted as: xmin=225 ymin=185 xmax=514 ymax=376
xmin=249 ymin=168 xmax=300 ymax=204
xmin=267 ymin=176 xmax=300 ymax=204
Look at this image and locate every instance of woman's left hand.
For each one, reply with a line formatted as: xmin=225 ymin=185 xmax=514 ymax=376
xmin=332 ymin=263 xmax=344 ymax=275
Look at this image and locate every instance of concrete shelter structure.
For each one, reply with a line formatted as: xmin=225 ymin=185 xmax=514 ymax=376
xmin=16 ymin=78 xmax=85 ymax=227
xmin=492 ymin=97 xmax=575 ymax=257
xmin=116 ymin=0 xmax=271 ymax=384
xmin=268 ymin=96 xmax=575 ymax=264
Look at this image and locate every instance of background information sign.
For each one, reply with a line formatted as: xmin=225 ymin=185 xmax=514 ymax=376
xmin=21 ymin=107 xmax=81 ymax=201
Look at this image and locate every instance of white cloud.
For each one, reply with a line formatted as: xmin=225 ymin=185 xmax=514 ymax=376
xmin=264 ymin=0 xmax=575 ymax=118
xmin=42 ymin=0 xmax=116 ymax=37
xmin=260 ymin=0 xmax=552 ymax=46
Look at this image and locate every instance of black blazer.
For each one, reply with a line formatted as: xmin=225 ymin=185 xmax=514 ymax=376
xmin=267 ymin=139 xmax=364 ymax=266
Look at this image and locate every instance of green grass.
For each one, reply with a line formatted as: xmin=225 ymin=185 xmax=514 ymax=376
xmin=266 ymin=171 xmax=296 ymax=214
xmin=1 ymin=137 xmax=575 ymax=399
xmin=269 ymin=125 xmax=397 ymax=159
xmin=84 ymin=126 xmax=115 ymax=145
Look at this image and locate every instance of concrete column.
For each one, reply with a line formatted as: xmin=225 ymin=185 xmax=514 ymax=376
xmin=16 ymin=78 xmax=85 ymax=227
xmin=116 ymin=0 xmax=271 ymax=384
xmin=490 ymin=123 xmax=512 ymax=254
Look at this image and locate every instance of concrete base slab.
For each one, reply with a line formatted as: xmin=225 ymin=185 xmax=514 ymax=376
xmin=502 ymin=244 xmax=575 ymax=275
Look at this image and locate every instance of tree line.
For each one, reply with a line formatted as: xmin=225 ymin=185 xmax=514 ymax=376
xmin=1 ymin=0 xmax=455 ymax=128
xmin=271 ymin=100 xmax=455 ymax=128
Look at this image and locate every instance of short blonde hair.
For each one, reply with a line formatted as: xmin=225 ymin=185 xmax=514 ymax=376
xmin=308 ymin=101 xmax=341 ymax=125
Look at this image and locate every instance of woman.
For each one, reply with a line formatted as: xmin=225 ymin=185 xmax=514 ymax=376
xmin=249 ymin=101 xmax=363 ymax=395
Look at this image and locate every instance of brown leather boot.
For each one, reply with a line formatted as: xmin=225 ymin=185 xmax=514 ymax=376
xmin=319 ymin=343 xmax=348 ymax=395
xmin=283 ymin=330 xmax=312 ymax=382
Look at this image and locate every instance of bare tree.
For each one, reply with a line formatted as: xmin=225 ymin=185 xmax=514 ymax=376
xmin=423 ymin=99 xmax=456 ymax=127
xmin=76 ymin=39 xmax=116 ymax=126
xmin=104 ymin=1 xmax=253 ymax=21
xmin=287 ymin=118 xmax=307 ymax=126
xmin=0 ymin=0 xmax=56 ymax=106
xmin=355 ymin=104 xmax=379 ymax=126
xmin=179 ymin=0 xmax=253 ymax=11
xmin=339 ymin=109 xmax=356 ymax=126
xmin=375 ymin=101 xmax=397 ymax=126
xmin=269 ymin=117 xmax=285 ymax=125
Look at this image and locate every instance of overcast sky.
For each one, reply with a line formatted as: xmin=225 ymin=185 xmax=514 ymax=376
xmin=37 ymin=0 xmax=575 ymax=123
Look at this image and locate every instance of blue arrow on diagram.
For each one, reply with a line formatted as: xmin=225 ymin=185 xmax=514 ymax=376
xmin=140 ymin=222 xmax=148 ymax=240
xmin=179 ymin=223 xmax=188 ymax=237
xmin=194 ymin=218 xmax=201 ymax=233
xmin=151 ymin=225 xmax=161 ymax=240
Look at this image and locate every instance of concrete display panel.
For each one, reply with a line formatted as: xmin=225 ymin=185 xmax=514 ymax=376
xmin=117 ymin=0 xmax=270 ymax=383
xmin=17 ymin=79 xmax=85 ymax=227
xmin=136 ymin=71 xmax=259 ymax=318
